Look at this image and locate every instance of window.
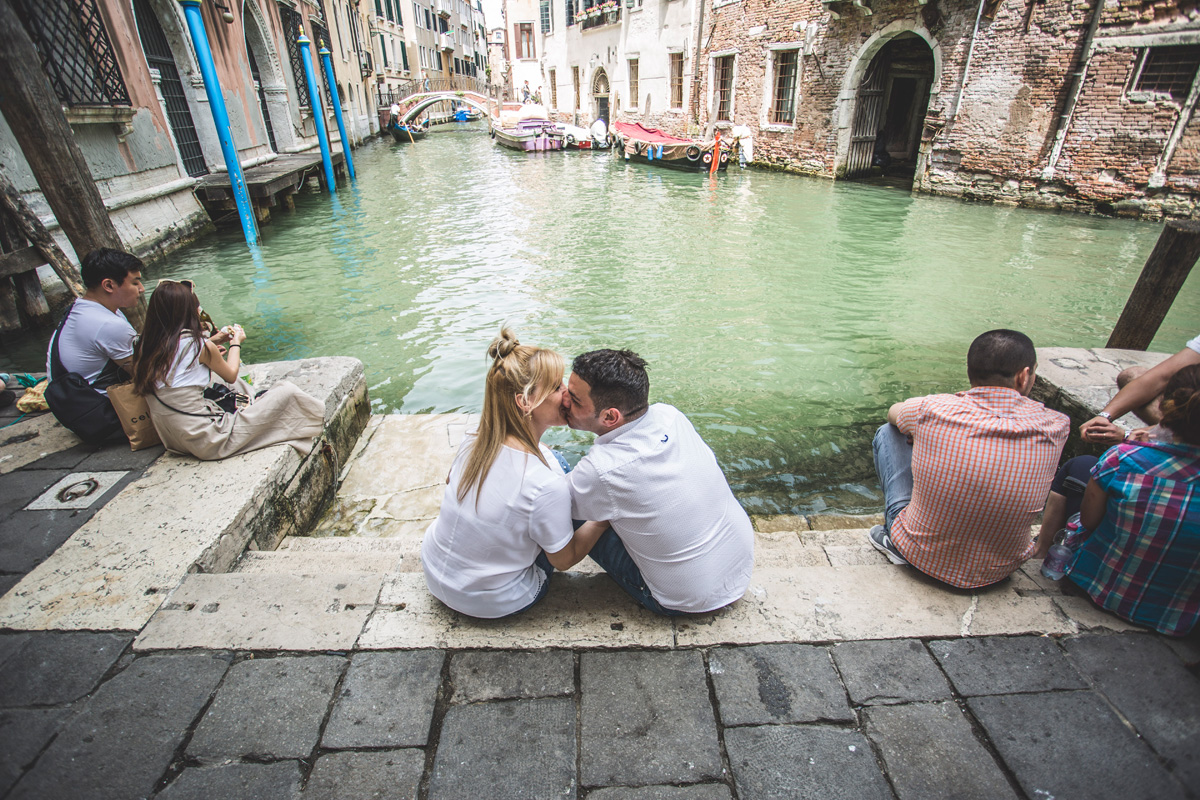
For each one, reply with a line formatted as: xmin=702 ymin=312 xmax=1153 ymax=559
xmin=714 ymin=54 xmax=734 ymax=121
xmin=394 ymin=0 xmax=403 ymax=26
xmin=376 ymin=0 xmax=384 ymax=16
xmin=278 ymin=4 xmax=310 ymax=108
xmin=12 ymin=0 xmax=131 ymax=108
xmin=379 ymin=33 xmax=388 ymax=68
xmin=771 ymin=49 xmax=798 ymax=124
xmin=517 ymin=22 xmax=534 ymax=59
xmin=566 ymin=0 xmax=575 ymax=27
xmin=425 ymin=8 xmax=433 ymax=28
xmin=670 ymin=52 xmax=684 ymax=109
xmin=436 ymin=51 xmax=442 ymax=71
xmin=1135 ymin=45 xmax=1200 ymax=101
xmin=573 ymin=65 xmax=580 ymax=110
xmin=400 ymin=41 xmax=409 ymax=70
xmin=385 ymin=0 xmax=394 ymax=22
xmin=540 ymin=0 xmax=551 ymax=33
xmin=549 ymin=68 xmax=557 ymax=107
xmin=628 ymin=58 xmax=639 ymax=107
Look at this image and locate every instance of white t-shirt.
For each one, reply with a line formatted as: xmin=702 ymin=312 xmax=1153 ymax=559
xmin=422 ymin=438 xmax=573 ymax=618
xmin=157 ymin=336 xmax=211 ymax=389
xmin=568 ymin=403 xmax=754 ymax=613
xmin=1187 ymin=334 xmax=1200 ymax=354
xmin=45 ymin=299 xmax=135 ymax=395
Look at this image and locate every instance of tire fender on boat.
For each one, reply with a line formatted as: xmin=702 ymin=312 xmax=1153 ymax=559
xmin=719 ymin=152 xmax=729 ymax=164
xmin=702 ymin=152 xmax=712 ymax=164
xmin=566 ymin=134 xmax=576 ymax=146
xmin=686 ymin=145 xmax=701 ymax=161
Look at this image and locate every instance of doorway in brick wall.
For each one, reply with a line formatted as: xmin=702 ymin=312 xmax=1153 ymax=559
xmin=845 ymin=33 xmax=934 ymax=185
xmin=592 ymin=68 xmax=610 ymax=125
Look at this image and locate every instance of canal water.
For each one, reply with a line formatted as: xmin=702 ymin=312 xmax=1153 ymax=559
xmin=5 ymin=120 xmax=1199 ymax=514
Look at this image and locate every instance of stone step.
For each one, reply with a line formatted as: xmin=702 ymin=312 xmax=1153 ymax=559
xmin=231 ymin=550 xmax=404 ymax=575
xmin=278 ymin=536 xmax=410 ymax=553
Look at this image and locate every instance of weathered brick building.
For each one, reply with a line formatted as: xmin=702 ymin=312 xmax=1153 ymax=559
xmin=656 ymin=0 xmax=1200 ymax=218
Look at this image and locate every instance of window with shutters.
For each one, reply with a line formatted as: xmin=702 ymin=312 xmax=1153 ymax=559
xmin=628 ymin=58 xmax=639 ymax=107
xmin=517 ymin=22 xmax=534 ymax=59
xmin=540 ymin=0 xmax=551 ymax=33
xmin=670 ymin=52 xmax=684 ymax=109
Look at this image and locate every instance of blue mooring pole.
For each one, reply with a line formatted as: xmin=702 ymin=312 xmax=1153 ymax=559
xmin=297 ymin=30 xmax=336 ymax=192
xmin=179 ymin=0 xmax=258 ymax=245
xmin=319 ymin=43 xmax=355 ymax=182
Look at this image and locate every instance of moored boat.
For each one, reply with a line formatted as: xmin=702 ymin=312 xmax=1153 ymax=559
xmin=556 ymin=119 xmax=611 ymax=150
xmin=610 ymin=122 xmax=731 ymax=172
xmin=388 ymin=122 xmax=427 ymax=143
xmin=490 ymin=105 xmax=565 ymax=152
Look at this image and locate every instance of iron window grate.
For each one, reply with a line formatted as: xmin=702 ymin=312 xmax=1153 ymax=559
xmin=772 ymin=50 xmax=798 ymax=124
xmin=670 ymin=52 xmax=684 ymax=109
xmin=715 ymin=55 xmax=734 ymax=121
xmin=1136 ymin=45 xmax=1200 ymax=101
xmin=278 ymin=4 xmax=311 ymax=109
xmin=13 ymin=0 xmax=130 ymax=107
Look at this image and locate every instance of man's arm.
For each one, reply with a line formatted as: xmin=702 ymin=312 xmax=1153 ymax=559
xmin=886 ymin=401 xmax=906 ymax=428
xmin=1080 ymin=347 xmax=1200 ymax=444
xmin=545 ymin=520 xmax=608 ymax=570
xmin=1035 ymin=490 xmax=1068 ymax=559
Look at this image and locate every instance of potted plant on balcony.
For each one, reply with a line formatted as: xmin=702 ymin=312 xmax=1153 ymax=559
xmin=574 ymin=8 xmax=588 ymax=22
xmin=599 ymin=0 xmax=618 ymax=21
xmin=586 ymin=5 xmax=602 ymax=19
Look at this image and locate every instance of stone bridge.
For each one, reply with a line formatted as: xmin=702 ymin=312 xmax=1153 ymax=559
xmin=396 ymin=91 xmax=492 ymax=123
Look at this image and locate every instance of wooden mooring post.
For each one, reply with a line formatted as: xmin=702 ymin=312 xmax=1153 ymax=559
xmin=1107 ymin=219 xmax=1200 ymax=350
xmin=0 ymin=0 xmax=144 ymax=330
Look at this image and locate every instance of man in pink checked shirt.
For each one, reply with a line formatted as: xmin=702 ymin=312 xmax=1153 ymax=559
xmin=868 ymin=329 xmax=1070 ymax=589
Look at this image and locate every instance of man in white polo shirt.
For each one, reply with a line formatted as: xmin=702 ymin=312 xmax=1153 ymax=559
xmin=563 ymin=349 xmax=754 ymax=615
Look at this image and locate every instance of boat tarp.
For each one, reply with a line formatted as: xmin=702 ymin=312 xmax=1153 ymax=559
xmin=611 ymin=122 xmax=692 ymax=144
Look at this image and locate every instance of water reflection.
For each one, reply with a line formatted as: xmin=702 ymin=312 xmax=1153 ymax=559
xmin=2 ymin=123 xmax=1197 ymax=514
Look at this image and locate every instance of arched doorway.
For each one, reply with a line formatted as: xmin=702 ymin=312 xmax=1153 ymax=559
xmin=845 ymin=33 xmax=935 ymax=183
xmin=244 ymin=12 xmax=278 ymax=153
xmin=592 ymin=69 xmax=609 ymax=125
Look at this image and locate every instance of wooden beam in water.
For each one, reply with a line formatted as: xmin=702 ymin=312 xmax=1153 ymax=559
xmin=1108 ymin=219 xmax=1200 ymax=350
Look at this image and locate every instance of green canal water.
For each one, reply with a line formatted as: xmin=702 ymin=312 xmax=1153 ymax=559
xmin=5 ymin=121 xmax=1199 ymax=514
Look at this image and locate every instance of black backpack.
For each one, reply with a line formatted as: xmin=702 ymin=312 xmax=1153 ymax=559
xmin=45 ymin=302 xmax=128 ymax=444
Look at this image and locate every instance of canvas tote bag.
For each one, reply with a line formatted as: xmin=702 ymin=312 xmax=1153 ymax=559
xmin=106 ymin=382 xmax=161 ymax=451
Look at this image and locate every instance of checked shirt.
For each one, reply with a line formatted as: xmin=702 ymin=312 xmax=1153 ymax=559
xmin=892 ymin=387 xmax=1069 ymax=588
xmin=1069 ymin=441 xmax=1200 ymax=637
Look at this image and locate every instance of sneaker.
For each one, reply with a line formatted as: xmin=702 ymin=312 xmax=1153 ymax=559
xmin=868 ymin=525 xmax=909 ymax=565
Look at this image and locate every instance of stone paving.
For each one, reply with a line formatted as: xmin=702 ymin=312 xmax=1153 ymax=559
xmin=1 ymin=351 xmax=1199 ymax=798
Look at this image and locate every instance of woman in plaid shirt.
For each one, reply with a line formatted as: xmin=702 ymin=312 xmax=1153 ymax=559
xmin=1067 ymin=364 xmax=1200 ymax=637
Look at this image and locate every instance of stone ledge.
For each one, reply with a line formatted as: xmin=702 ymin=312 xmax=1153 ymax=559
xmin=0 ymin=357 xmax=369 ymax=632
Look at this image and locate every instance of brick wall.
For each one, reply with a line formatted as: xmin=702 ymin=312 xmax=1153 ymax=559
xmin=685 ymin=0 xmax=1200 ymax=219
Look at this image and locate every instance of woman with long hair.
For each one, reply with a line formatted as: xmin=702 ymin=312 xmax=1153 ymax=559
xmin=132 ymin=280 xmax=325 ymax=460
xmin=1064 ymin=363 xmax=1200 ymax=636
xmin=421 ymin=329 xmax=607 ymax=618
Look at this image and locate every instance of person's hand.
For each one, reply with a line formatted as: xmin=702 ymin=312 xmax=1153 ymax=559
xmin=1080 ymin=416 xmax=1124 ymax=445
xmin=209 ymin=327 xmax=231 ymax=346
xmin=228 ymin=324 xmax=246 ymax=346
xmin=1126 ymin=426 xmax=1152 ymax=443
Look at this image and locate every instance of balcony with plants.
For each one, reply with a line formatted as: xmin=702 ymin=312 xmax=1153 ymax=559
xmin=573 ymin=0 xmax=620 ymax=30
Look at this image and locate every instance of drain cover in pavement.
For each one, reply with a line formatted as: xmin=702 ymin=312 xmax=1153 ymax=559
xmin=26 ymin=471 xmax=130 ymax=510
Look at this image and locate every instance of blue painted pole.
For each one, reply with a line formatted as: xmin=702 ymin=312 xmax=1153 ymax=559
xmin=178 ymin=0 xmax=258 ymax=245
xmin=297 ymin=30 xmax=336 ymax=192
xmin=319 ymin=43 xmax=355 ymax=181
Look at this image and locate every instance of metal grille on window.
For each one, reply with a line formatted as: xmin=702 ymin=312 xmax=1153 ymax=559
xmin=715 ymin=55 xmax=734 ymax=121
xmin=670 ymin=52 xmax=684 ymax=108
xmin=311 ymin=21 xmax=333 ymax=107
xmin=566 ymin=0 xmax=575 ymax=27
xmin=540 ymin=0 xmax=551 ymax=33
xmin=278 ymin=4 xmax=311 ymax=108
xmin=772 ymin=50 xmax=797 ymax=124
xmin=12 ymin=0 xmax=130 ymax=107
xmin=629 ymin=59 xmax=638 ymax=107
xmin=131 ymin=0 xmax=208 ymax=176
xmin=1136 ymin=45 xmax=1200 ymax=101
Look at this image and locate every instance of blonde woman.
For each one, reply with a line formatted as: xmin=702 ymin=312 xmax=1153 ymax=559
xmin=421 ymin=329 xmax=607 ymax=618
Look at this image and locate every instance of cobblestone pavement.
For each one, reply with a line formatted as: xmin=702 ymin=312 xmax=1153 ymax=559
xmin=1 ymin=629 xmax=1197 ymax=799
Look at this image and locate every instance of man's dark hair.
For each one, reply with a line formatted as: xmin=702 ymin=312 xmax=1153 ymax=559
xmin=80 ymin=248 xmax=143 ymax=290
xmin=967 ymin=329 xmax=1037 ymax=385
xmin=572 ymin=349 xmax=649 ymax=416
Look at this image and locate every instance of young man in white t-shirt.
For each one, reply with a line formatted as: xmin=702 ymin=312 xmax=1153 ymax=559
xmin=45 ymin=248 xmax=145 ymax=439
xmin=563 ymin=349 xmax=754 ymax=615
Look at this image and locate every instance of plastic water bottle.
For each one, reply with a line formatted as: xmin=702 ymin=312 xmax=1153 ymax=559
xmin=1041 ymin=544 xmax=1073 ymax=581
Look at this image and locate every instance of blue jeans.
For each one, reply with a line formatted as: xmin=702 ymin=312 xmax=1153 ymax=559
xmin=873 ymin=423 xmax=914 ymax=536
xmin=511 ymin=551 xmax=555 ymax=616
xmin=587 ymin=528 xmax=685 ymax=616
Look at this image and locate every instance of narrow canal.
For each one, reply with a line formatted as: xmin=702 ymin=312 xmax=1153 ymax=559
xmin=6 ymin=120 xmax=1199 ymax=514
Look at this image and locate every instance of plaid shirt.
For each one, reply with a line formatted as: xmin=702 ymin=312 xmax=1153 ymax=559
xmin=892 ymin=387 xmax=1069 ymax=588
xmin=1068 ymin=441 xmax=1200 ymax=637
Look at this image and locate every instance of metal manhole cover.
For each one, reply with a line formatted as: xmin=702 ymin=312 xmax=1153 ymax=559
xmin=26 ymin=471 xmax=130 ymax=510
